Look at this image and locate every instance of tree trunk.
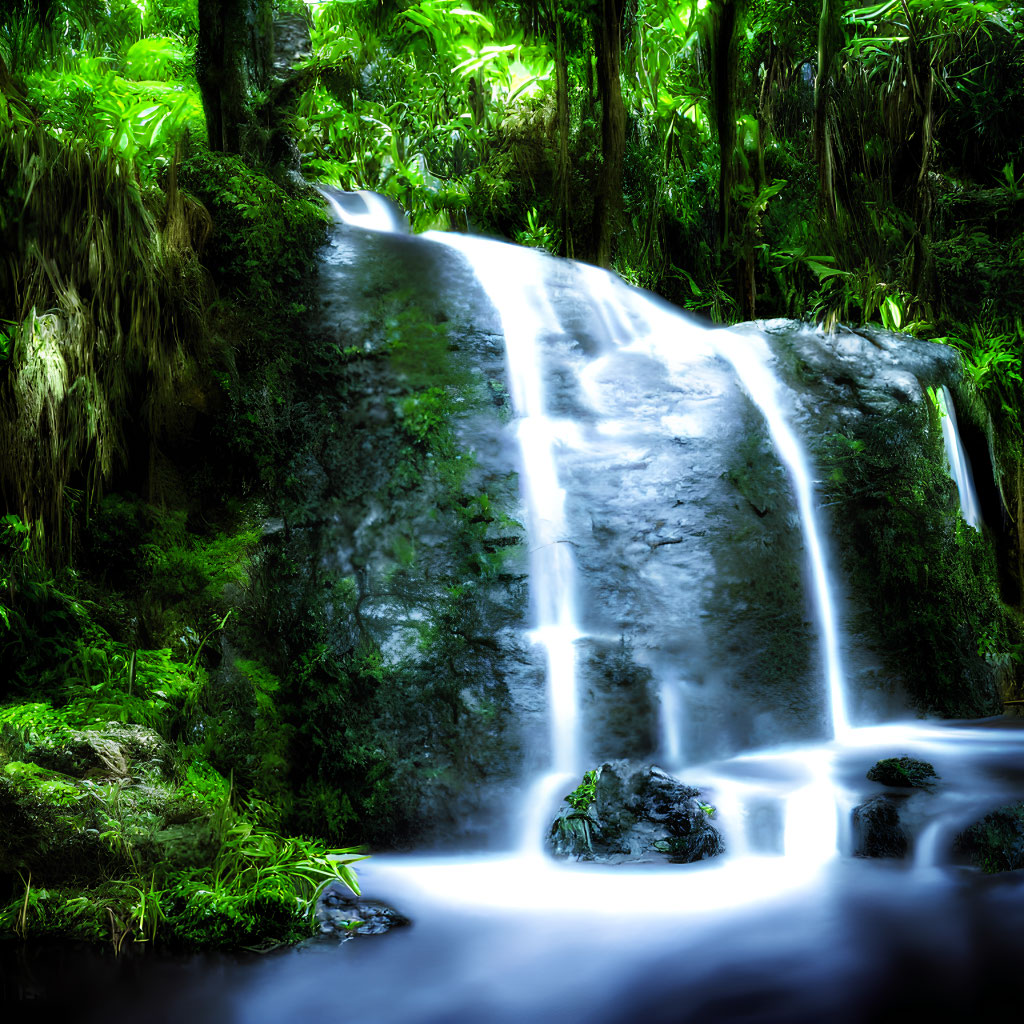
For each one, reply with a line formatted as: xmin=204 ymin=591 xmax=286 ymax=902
xmin=591 ymin=0 xmax=627 ymax=269
xmin=554 ymin=17 xmax=573 ymax=257
xmin=705 ymin=0 xmax=745 ymax=253
xmin=814 ymin=0 xmax=842 ymax=217
xmin=909 ymin=50 xmax=934 ymax=298
xmin=196 ymin=0 xmax=272 ymax=155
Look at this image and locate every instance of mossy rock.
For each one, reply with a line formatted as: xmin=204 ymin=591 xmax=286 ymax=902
xmin=955 ymin=802 xmax=1024 ymax=873
xmin=548 ymin=762 xmax=724 ymax=864
xmin=866 ymin=756 xmax=939 ymax=789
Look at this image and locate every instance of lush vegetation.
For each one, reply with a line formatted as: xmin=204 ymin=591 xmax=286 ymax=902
xmin=1 ymin=0 xmax=1024 ymax=949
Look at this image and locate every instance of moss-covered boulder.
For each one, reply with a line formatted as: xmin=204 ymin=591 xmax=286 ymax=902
xmin=866 ymin=756 xmax=939 ymax=789
xmin=955 ymin=802 xmax=1024 ymax=873
xmin=548 ymin=761 xmax=724 ymax=864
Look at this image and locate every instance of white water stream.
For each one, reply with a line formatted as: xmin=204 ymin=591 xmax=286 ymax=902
xmin=937 ymin=385 xmax=982 ymax=529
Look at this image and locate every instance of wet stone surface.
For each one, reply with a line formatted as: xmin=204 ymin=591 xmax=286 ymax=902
xmin=549 ymin=760 xmax=725 ymax=864
xmin=315 ymin=882 xmax=411 ymax=938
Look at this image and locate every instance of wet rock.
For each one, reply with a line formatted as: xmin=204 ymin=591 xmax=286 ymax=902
xmin=852 ymin=795 xmax=909 ymax=858
xmin=867 ymin=756 xmax=938 ymax=789
xmin=315 ymin=882 xmax=411 ymax=937
xmin=548 ymin=761 xmax=724 ymax=864
xmin=955 ymin=802 xmax=1024 ymax=873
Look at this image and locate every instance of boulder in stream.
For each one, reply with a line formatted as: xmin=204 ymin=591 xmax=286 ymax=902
xmin=315 ymin=881 xmax=411 ymax=937
xmin=866 ymin=756 xmax=938 ymax=789
xmin=548 ymin=761 xmax=724 ymax=864
xmin=955 ymin=802 xmax=1024 ymax=873
xmin=851 ymin=795 xmax=909 ymax=858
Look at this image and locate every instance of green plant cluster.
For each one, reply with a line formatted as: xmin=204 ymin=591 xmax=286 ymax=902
xmin=177 ymin=150 xmax=329 ymax=304
xmin=565 ymin=769 xmax=598 ymax=813
xmin=0 ymin=499 xmax=360 ymax=951
xmin=550 ymin=769 xmax=599 ymax=858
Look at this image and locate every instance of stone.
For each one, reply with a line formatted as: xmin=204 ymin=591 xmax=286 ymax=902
xmin=852 ymin=795 xmax=909 ymax=858
xmin=955 ymin=802 xmax=1024 ymax=873
xmin=314 ymin=882 xmax=411 ymax=938
xmin=866 ymin=756 xmax=938 ymax=789
xmin=548 ymin=761 xmax=724 ymax=864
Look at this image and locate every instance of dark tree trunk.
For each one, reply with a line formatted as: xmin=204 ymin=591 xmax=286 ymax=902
xmin=908 ymin=46 xmax=934 ymax=298
xmin=554 ymin=17 xmax=572 ymax=257
xmin=814 ymin=0 xmax=842 ymax=218
xmin=706 ymin=0 xmax=745 ymax=253
xmin=591 ymin=0 xmax=627 ymax=269
xmin=196 ymin=0 xmax=272 ymax=155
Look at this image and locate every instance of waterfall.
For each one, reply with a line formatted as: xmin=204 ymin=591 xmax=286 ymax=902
xmin=431 ymin=241 xmax=851 ymax=842
xmin=319 ymin=187 xmax=407 ymax=233
xmin=324 ymin=191 xmax=853 ymax=854
xmin=936 ymin=386 xmax=982 ymax=530
xmin=575 ymin=275 xmax=850 ymax=741
xmin=424 ymin=233 xmax=584 ymax=853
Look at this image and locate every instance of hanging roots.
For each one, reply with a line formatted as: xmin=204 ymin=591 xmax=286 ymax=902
xmin=0 ymin=113 xmax=211 ymax=561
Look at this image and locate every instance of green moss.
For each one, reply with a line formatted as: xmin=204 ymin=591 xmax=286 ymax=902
xmin=955 ymin=802 xmax=1024 ymax=874
xmin=178 ymin=150 xmax=328 ymax=305
xmin=820 ymin=403 xmax=1017 ymax=716
xmin=866 ymin=756 xmax=939 ymax=789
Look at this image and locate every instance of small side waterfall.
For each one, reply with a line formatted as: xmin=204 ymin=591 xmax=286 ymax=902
xmin=320 ymin=187 xmax=407 ymax=233
xmin=936 ymin=385 xmax=982 ymax=530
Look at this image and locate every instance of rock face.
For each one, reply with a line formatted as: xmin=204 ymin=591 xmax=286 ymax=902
xmin=851 ymin=795 xmax=909 ymax=859
xmin=548 ymin=761 xmax=724 ymax=864
xmin=315 ymin=882 xmax=411 ymax=938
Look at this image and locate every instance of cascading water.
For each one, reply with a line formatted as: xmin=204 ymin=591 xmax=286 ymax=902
xmin=425 ymin=232 xmax=585 ymax=853
xmin=936 ymin=385 xmax=982 ymax=529
xmin=423 ymin=235 xmax=851 ymax=856
xmin=320 ymin=187 xmax=407 ymax=233
xmin=712 ymin=332 xmax=851 ymax=741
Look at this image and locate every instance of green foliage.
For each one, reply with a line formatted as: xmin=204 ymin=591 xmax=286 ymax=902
xmin=550 ymin=769 xmax=599 ymax=857
xmin=29 ymin=62 xmax=201 ymax=172
xmin=178 ymin=150 xmax=329 ymax=304
xmin=0 ymin=115 xmax=208 ymax=563
xmin=0 ymin=824 xmax=363 ymax=950
xmin=866 ymin=756 xmax=939 ymax=789
xmin=296 ymin=0 xmax=556 ymax=232
xmin=400 ymin=387 xmax=455 ymax=449
xmin=516 ymin=206 xmax=556 ymax=251
xmin=564 ymin=769 xmax=597 ymax=812
xmin=124 ymin=36 xmax=189 ymax=81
